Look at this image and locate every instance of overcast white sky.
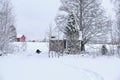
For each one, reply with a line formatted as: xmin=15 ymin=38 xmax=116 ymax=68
xmin=12 ymin=0 xmax=60 ymax=40
xmin=11 ymin=0 xmax=114 ymax=40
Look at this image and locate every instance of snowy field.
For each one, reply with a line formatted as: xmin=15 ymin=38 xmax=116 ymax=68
xmin=0 ymin=42 xmax=120 ymax=80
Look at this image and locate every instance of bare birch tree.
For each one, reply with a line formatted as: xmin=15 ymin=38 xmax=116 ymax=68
xmin=56 ymin=0 xmax=109 ymax=52
xmin=0 ymin=0 xmax=16 ymax=54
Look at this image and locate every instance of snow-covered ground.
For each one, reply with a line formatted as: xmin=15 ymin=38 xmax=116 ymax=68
xmin=0 ymin=42 xmax=120 ymax=80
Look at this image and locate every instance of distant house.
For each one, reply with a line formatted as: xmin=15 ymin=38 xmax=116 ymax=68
xmin=17 ymin=35 xmax=26 ymax=42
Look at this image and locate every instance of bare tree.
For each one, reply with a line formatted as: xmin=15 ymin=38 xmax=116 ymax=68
xmin=112 ymin=0 xmax=120 ymax=56
xmin=8 ymin=25 xmax=17 ymax=42
xmin=113 ymin=0 xmax=120 ymax=43
xmin=47 ymin=24 xmax=55 ymax=57
xmin=56 ymin=0 xmax=109 ymax=52
xmin=0 ymin=0 xmax=16 ymax=54
xmin=55 ymin=14 xmax=68 ymax=32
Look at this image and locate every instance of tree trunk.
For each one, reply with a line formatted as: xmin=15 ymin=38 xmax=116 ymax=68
xmin=81 ymin=41 xmax=85 ymax=51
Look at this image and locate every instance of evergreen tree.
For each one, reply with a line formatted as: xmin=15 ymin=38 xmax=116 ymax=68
xmin=64 ymin=13 xmax=80 ymax=54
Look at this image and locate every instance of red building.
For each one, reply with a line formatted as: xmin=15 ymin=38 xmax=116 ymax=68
xmin=17 ymin=35 xmax=26 ymax=42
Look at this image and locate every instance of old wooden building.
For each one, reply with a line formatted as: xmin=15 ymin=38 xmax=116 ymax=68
xmin=49 ymin=39 xmax=66 ymax=53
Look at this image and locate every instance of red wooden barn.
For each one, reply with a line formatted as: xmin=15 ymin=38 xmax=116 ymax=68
xmin=17 ymin=35 xmax=26 ymax=42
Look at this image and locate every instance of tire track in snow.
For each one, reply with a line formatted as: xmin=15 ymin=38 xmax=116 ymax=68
xmin=55 ymin=60 xmax=104 ymax=80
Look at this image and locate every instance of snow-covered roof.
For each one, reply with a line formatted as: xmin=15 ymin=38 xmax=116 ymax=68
xmin=17 ymin=35 xmax=24 ymax=38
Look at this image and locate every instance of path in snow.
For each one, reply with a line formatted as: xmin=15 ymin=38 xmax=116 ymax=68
xmin=55 ymin=58 xmax=104 ymax=80
xmin=0 ymin=55 xmax=104 ymax=80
